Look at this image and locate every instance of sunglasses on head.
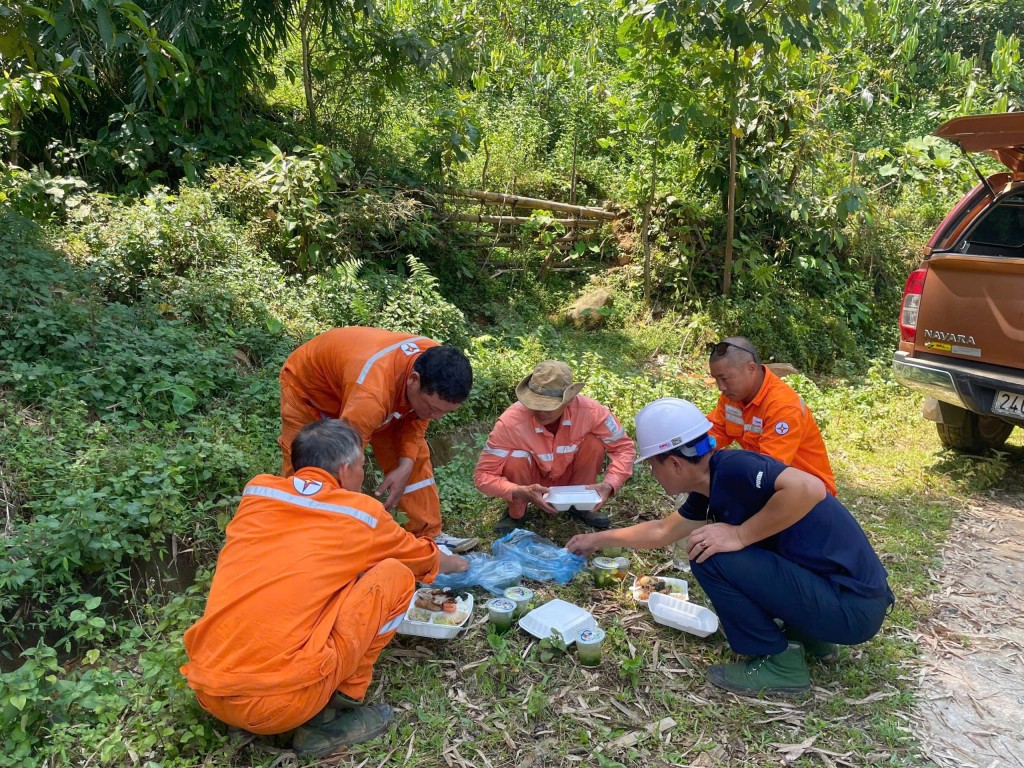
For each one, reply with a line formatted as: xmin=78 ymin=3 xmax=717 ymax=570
xmin=707 ymin=341 xmax=757 ymax=361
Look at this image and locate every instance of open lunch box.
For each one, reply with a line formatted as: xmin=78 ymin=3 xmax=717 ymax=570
xmin=543 ymin=485 xmax=602 ymax=512
xmin=397 ymin=588 xmax=474 ymax=640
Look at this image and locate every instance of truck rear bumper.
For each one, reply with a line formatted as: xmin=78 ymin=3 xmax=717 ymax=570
xmin=893 ymin=351 xmax=1024 ymax=427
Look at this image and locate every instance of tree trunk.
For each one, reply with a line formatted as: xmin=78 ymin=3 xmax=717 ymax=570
xmin=724 ymin=120 xmax=737 ymax=297
xmin=300 ymin=1 xmax=316 ymax=127
xmin=642 ymin=144 xmax=659 ymax=306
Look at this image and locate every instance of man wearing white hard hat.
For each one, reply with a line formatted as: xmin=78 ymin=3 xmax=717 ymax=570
xmin=567 ymin=397 xmax=893 ymax=696
xmin=474 ymin=361 xmax=636 ymax=534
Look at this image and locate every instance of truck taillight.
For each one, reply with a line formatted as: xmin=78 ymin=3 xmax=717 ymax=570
xmin=900 ymin=268 xmax=927 ymax=342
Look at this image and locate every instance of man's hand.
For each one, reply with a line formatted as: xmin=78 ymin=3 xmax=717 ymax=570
xmin=586 ymin=482 xmax=614 ymax=511
xmin=686 ymin=522 xmax=745 ymax=564
xmin=377 ymin=457 xmax=415 ymax=511
xmin=439 ymin=552 xmax=469 ymax=574
xmin=512 ymin=484 xmax=557 ymax=514
xmin=566 ymin=531 xmax=604 ymax=557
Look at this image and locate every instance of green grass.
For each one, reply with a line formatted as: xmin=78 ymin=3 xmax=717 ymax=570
xmin=6 ymin=211 xmax=1023 ymax=767
xmin=107 ymin=378 xmax=1011 ymax=768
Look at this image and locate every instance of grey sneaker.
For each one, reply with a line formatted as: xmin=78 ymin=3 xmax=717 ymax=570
xmin=434 ymin=532 xmax=480 ymax=554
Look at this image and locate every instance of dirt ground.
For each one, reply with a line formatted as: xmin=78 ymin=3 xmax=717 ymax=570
xmin=909 ymin=485 xmax=1024 ymax=768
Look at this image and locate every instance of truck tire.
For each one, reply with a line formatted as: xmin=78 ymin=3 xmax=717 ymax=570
xmin=935 ymin=412 xmax=1014 ymax=452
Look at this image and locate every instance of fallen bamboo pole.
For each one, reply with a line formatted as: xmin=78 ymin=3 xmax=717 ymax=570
xmin=445 ymin=188 xmax=617 ymax=220
xmin=448 ymin=213 xmax=600 ymax=228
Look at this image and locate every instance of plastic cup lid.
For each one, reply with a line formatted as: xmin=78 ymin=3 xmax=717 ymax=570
xmin=578 ymin=627 xmax=605 ymax=643
xmin=592 ymin=556 xmax=627 ymax=570
xmin=504 ymin=586 xmax=534 ymax=601
xmin=487 ymin=598 xmax=516 ymax=613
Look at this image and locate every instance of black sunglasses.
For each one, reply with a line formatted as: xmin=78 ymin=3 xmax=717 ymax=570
xmin=707 ymin=341 xmax=758 ymax=362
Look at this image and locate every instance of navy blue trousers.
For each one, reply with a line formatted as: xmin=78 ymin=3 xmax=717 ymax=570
xmin=691 ymin=547 xmax=892 ymax=656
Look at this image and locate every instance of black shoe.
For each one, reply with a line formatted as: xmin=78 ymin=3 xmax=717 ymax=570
xmin=494 ymin=511 xmax=527 ymax=535
xmin=566 ymin=506 xmax=610 ymax=530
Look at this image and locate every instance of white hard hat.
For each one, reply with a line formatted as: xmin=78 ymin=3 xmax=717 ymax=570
xmin=633 ymin=398 xmax=714 ymax=463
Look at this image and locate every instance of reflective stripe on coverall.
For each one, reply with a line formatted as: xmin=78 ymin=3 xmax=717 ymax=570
xmin=180 ymin=467 xmax=440 ymax=734
xmin=278 ymin=327 xmax=442 ymax=537
xmin=706 ymin=366 xmax=837 ymax=495
xmin=473 ymin=396 xmax=636 ymax=519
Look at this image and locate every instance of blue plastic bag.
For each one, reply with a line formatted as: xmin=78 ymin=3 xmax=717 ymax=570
xmin=491 ymin=529 xmax=586 ymax=584
xmin=431 ymin=554 xmax=524 ymax=596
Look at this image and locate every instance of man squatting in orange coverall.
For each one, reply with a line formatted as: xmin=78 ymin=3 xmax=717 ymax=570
xmin=474 ymin=360 xmax=636 ymax=533
xmin=181 ymin=419 xmax=470 ymax=757
xmin=277 ymin=326 xmax=473 ymax=542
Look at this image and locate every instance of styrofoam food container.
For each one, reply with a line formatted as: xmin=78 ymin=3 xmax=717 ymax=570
xmin=544 ymin=485 xmax=602 ymax=512
xmin=648 ymin=592 xmax=718 ymax=637
xmin=631 ymin=576 xmax=688 ymax=605
xmin=397 ymin=592 xmax=474 ymax=640
xmin=518 ymin=598 xmax=596 ymax=644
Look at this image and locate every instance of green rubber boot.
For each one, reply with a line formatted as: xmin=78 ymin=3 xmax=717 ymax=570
xmin=292 ymin=703 xmax=394 ymax=757
xmin=783 ymin=625 xmax=840 ymax=662
xmin=707 ymin=642 xmax=810 ymax=696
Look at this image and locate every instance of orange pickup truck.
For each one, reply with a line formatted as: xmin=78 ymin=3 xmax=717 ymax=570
xmin=893 ymin=113 xmax=1024 ymax=452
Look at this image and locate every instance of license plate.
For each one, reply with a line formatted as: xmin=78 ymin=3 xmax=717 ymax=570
xmin=992 ymin=390 xmax=1024 ymax=418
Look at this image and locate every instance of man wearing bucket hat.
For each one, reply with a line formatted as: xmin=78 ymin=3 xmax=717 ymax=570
xmin=474 ymin=361 xmax=636 ymax=533
xmin=705 ymin=337 xmax=837 ymax=496
xmin=566 ymin=398 xmax=893 ymax=696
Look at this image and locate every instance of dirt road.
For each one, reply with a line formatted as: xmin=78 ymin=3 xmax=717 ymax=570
xmin=910 ymin=480 xmax=1024 ymax=768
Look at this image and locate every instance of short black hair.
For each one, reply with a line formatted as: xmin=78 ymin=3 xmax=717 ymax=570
xmin=413 ymin=346 xmax=473 ymax=403
xmin=291 ymin=419 xmax=363 ymax=474
xmin=708 ymin=336 xmax=762 ymax=367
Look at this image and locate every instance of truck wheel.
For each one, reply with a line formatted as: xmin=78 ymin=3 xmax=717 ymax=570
xmin=936 ymin=413 xmax=1014 ymax=452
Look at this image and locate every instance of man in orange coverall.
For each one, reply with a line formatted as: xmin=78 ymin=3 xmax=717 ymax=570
xmin=181 ymin=419 xmax=469 ymax=758
xmin=278 ymin=326 xmax=474 ymax=548
xmin=706 ymin=337 xmax=837 ymax=495
xmin=474 ymin=360 xmax=636 ymax=533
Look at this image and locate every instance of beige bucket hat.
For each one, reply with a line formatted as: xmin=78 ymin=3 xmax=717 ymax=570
xmin=515 ymin=361 xmax=584 ymax=411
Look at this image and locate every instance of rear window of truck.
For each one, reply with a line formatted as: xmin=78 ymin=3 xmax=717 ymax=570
xmin=962 ymin=195 xmax=1024 ymax=255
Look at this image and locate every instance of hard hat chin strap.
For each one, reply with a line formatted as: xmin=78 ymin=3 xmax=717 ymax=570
xmin=680 ymin=434 xmax=716 ymax=458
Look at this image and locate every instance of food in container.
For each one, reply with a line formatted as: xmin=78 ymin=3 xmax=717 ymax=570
xmin=504 ymin=586 xmax=534 ymax=618
xmin=632 ymin=575 xmax=688 ymax=604
xmin=576 ymin=627 xmax=605 ymax=666
xmin=486 ymin=597 xmax=517 ymax=631
xmin=590 ymin=555 xmax=629 ymax=587
xmin=397 ymin=591 xmax=474 ymax=639
xmin=414 ymin=587 xmax=459 ymax=612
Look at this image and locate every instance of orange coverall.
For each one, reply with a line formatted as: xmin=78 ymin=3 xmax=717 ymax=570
xmin=279 ymin=327 xmax=442 ymax=537
xmin=707 ymin=366 xmax=837 ymax=495
xmin=180 ymin=467 xmax=440 ymax=735
xmin=474 ymin=396 xmax=636 ymax=518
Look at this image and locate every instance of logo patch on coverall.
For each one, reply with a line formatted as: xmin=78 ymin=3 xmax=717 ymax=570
xmin=399 ymin=342 xmax=421 ymax=355
xmin=292 ymin=478 xmax=324 ymax=496
xmin=775 ymin=421 xmax=790 ymax=435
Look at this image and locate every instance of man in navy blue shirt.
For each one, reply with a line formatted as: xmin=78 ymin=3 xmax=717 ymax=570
xmin=567 ymin=397 xmax=894 ymax=695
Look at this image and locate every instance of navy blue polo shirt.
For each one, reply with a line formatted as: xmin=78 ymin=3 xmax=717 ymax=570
xmin=679 ymin=451 xmax=889 ymax=598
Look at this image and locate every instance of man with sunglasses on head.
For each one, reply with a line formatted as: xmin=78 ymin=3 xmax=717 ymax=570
xmin=705 ymin=337 xmax=836 ymax=496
